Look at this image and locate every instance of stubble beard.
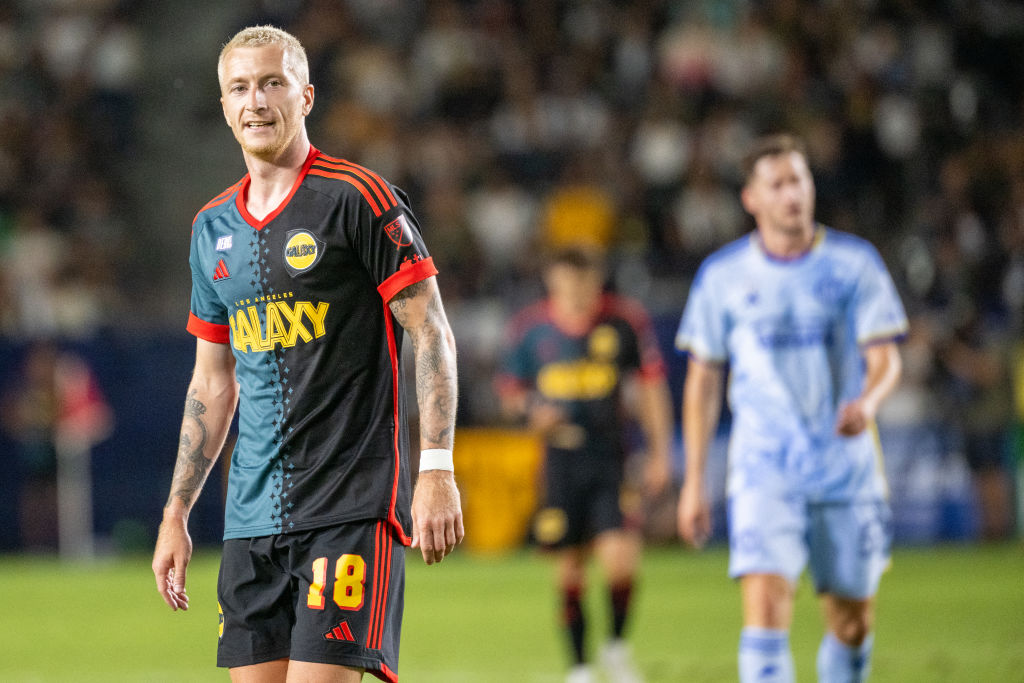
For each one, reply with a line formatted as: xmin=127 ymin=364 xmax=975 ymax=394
xmin=235 ymin=119 xmax=301 ymax=162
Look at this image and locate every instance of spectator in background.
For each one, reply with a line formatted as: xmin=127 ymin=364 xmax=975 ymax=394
xmin=670 ymin=162 xmax=744 ymax=258
xmin=1 ymin=340 xmax=112 ymax=552
xmin=465 ymin=167 xmax=538 ymax=293
xmin=939 ymin=307 xmax=1017 ymax=540
xmin=2 ymin=341 xmax=61 ymax=551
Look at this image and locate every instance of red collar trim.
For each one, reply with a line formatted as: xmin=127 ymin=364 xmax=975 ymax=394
xmin=236 ymin=145 xmax=320 ymax=230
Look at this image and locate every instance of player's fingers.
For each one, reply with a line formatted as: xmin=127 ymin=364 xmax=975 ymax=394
xmin=454 ymin=512 xmax=465 ymax=545
xmin=680 ymin=510 xmax=707 ymax=549
xmin=171 ymin=581 xmax=190 ymax=607
xmin=163 ymin=571 xmax=184 ymax=610
xmin=417 ymin=524 xmax=437 ymax=564
xmin=160 ymin=586 xmax=179 ymax=610
xmin=431 ymin=519 xmax=447 ymax=562
xmin=172 ymin=563 xmax=185 ymax=593
xmin=172 ymin=562 xmax=189 ymax=610
xmin=154 ymin=562 xmax=179 ymax=610
xmin=154 ymin=564 xmax=168 ymax=594
xmin=166 ymin=589 xmax=185 ymax=610
xmin=688 ymin=522 xmax=704 ymax=548
xmin=676 ymin=502 xmax=690 ymax=540
xmin=443 ymin=519 xmax=458 ymax=556
xmin=696 ymin=511 xmax=712 ymax=547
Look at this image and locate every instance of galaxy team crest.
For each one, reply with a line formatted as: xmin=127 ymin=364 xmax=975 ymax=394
xmin=284 ymin=229 xmax=326 ymax=276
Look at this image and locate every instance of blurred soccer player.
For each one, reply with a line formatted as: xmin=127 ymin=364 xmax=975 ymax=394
xmin=498 ymin=247 xmax=673 ymax=683
xmin=676 ymin=133 xmax=907 ymax=683
xmin=151 ymin=25 xmax=462 ymax=683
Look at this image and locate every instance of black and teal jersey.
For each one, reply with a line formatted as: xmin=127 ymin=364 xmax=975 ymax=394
xmin=497 ymin=294 xmax=666 ymax=465
xmin=186 ymin=146 xmax=436 ymax=543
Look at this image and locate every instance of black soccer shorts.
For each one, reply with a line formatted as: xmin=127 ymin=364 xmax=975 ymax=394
xmin=216 ymin=519 xmax=405 ymax=682
xmin=532 ymin=451 xmax=624 ymax=549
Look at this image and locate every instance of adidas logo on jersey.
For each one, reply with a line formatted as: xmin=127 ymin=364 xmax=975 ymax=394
xmin=323 ymin=620 xmax=355 ymax=642
xmin=213 ymin=259 xmax=231 ymax=282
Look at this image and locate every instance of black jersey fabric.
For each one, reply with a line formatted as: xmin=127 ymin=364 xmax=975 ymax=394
xmin=187 ymin=146 xmax=436 ymax=542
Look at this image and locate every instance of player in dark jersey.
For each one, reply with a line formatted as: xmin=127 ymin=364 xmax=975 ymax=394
xmin=496 ymin=247 xmax=673 ymax=683
xmin=151 ymin=26 xmax=463 ymax=683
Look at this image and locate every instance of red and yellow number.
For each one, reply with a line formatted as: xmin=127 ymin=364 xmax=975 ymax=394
xmin=307 ymin=556 xmax=329 ymax=609
xmin=333 ymin=554 xmax=367 ymax=610
xmin=306 ymin=554 xmax=367 ymax=611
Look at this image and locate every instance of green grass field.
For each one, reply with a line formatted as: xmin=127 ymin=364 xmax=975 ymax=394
xmin=0 ymin=543 xmax=1021 ymax=682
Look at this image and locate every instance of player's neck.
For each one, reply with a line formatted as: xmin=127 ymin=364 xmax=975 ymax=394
xmin=757 ymin=222 xmax=817 ymax=259
xmin=548 ymin=297 xmax=601 ymax=336
xmin=242 ymin=136 xmax=311 ymax=220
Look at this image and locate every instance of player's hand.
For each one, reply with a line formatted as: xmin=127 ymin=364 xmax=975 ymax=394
xmin=836 ymin=399 xmax=872 ymax=436
xmin=527 ymin=401 xmax=567 ymax=436
xmin=411 ymin=470 xmax=465 ymax=565
xmin=152 ymin=516 xmax=193 ymax=611
xmin=643 ymin=451 xmax=672 ymax=497
xmin=678 ymin=479 xmax=711 ymax=549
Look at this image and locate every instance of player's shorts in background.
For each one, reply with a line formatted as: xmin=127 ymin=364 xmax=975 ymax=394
xmin=533 ymin=450 xmax=624 ymax=549
xmin=217 ymin=519 xmax=405 ymax=682
xmin=727 ymin=492 xmax=892 ymax=598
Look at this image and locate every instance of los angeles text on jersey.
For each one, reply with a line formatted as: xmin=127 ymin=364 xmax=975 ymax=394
xmin=227 ymin=291 xmax=329 ymax=353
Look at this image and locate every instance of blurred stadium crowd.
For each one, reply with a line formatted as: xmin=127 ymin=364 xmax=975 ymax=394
xmin=0 ymin=0 xmax=1021 ymax=546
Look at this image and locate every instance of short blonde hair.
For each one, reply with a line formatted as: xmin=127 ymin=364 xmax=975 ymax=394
xmin=218 ymin=25 xmax=309 ymax=88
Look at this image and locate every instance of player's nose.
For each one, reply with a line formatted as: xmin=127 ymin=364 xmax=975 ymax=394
xmin=245 ymin=87 xmax=267 ymax=110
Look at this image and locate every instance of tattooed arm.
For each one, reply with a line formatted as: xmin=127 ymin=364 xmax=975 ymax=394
xmin=388 ymin=276 xmax=464 ymax=564
xmin=152 ymin=339 xmax=238 ymax=610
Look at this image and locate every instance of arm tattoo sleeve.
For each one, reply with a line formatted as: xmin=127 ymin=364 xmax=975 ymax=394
xmin=389 ymin=283 xmax=458 ymax=448
xmin=165 ymin=389 xmax=215 ymax=509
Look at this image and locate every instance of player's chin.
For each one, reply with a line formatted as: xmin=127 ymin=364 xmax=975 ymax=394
xmin=242 ymin=144 xmax=278 ymax=158
xmin=238 ymin=135 xmax=282 ymax=157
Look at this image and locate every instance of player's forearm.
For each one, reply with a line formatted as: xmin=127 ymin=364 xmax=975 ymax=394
xmin=413 ymin=321 xmax=458 ymax=450
xmin=682 ymin=360 xmax=723 ymax=482
xmin=859 ymin=342 xmax=902 ymax=418
xmin=638 ymin=377 xmax=674 ymax=464
xmin=389 ymin=278 xmax=458 ymax=450
xmin=164 ymin=379 xmax=238 ymax=519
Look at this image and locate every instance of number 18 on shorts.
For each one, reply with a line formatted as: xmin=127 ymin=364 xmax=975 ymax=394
xmin=217 ymin=519 xmax=405 ymax=682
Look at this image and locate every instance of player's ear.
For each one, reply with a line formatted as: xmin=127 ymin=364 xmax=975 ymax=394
xmin=302 ymin=84 xmax=314 ymax=116
xmin=740 ymin=185 xmax=757 ymax=215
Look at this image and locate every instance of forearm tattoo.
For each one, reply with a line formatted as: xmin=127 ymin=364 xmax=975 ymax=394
xmin=388 ymin=280 xmax=425 ymax=313
xmin=165 ymin=389 xmax=215 ymax=509
xmin=390 ymin=284 xmax=458 ymax=448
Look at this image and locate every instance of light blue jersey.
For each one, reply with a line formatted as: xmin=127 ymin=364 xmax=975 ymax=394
xmin=676 ymin=226 xmax=908 ymax=503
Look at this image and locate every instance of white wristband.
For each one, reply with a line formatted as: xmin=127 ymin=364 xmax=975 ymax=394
xmin=419 ymin=448 xmax=454 ymax=472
